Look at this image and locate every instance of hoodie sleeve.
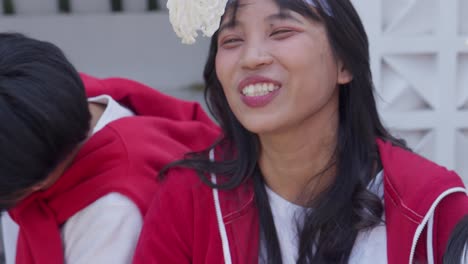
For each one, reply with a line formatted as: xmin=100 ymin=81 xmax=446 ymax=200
xmin=132 ymin=170 xmax=195 ymax=264
xmin=81 ymin=73 xmax=219 ymax=129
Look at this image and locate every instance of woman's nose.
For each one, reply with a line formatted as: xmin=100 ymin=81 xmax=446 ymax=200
xmin=239 ymin=42 xmax=274 ymax=70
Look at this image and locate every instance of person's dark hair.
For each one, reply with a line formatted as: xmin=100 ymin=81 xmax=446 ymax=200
xmin=444 ymin=215 xmax=468 ymax=264
xmin=162 ymin=0 xmax=407 ymax=263
xmin=0 ymin=33 xmax=90 ymax=210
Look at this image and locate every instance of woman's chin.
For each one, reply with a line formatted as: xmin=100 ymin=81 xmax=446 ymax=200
xmin=242 ymin=120 xmax=285 ymax=136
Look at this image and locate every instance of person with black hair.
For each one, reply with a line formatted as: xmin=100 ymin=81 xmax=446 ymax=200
xmin=133 ymin=0 xmax=468 ymax=263
xmin=444 ymin=215 xmax=468 ymax=264
xmin=0 ymin=33 xmax=219 ymax=264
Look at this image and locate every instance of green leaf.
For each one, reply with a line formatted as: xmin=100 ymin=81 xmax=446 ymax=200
xmin=148 ymin=0 xmax=159 ymax=11
xmin=187 ymin=83 xmax=205 ymax=92
xmin=3 ymin=0 xmax=15 ymax=15
xmin=58 ymin=0 xmax=71 ymax=13
xmin=111 ymin=0 xmax=123 ymax=12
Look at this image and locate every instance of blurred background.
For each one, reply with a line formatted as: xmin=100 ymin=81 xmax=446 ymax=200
xmin=0 ymin=0 xmax=468 ymax=183
xmin=0 ymin=0 xmax=468 ymax=173
xmin=0 ymin=0 xmax=466 ymax=262
xmin=0 ymin=1 xmax=466 ymax=178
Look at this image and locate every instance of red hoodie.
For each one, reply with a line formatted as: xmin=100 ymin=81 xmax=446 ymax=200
xmin=133 ymin=139 xmax=468 ymax=264
xmin=8 ymin=74 xmax=220 ymax=264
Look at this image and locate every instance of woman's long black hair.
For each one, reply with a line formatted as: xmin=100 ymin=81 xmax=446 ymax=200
xmin=444 ymin=215 xmax=468 ymax=264
xmin=162 ymin=0 xmax=407 ymax=263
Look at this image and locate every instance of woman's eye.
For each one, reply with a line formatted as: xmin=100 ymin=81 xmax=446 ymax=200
xmin=270 ymin=29 xmax=294 ymax=38
xmin=220 ymin=38 xmax=242 ymax=48
xmin=224 ymin=38 xmax=241 ymax=44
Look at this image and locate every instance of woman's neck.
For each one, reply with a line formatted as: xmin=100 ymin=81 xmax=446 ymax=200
xmin=258 ymin=111 xmax=338 ymax=206
xmin=88 ymin=102 xmax=106 ymax=131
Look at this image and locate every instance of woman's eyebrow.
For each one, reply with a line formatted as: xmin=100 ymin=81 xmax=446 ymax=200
xmin=265 ymin=12 xmax=304 ymax=24
xmin=218 ymin=19 xmax=241 ymax=35
xmin=218 ymin=11 xmax=303 ymax=35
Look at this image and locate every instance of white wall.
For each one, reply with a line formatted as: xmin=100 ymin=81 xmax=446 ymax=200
xmin=353 ymin=0 xmax=468 ymax=183
xmin=0 ymin=0 xmax=467 ymax=183
xmin=0 ymin=11 xmax=209 ymax=102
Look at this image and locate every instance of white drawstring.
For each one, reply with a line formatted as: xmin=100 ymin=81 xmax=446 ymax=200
xmin=426 ymin=213 xmax=435 ymax=264
xmin=210 ymin=149 xmax=232 ymax=264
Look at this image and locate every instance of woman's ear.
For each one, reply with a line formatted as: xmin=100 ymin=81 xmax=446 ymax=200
xmin=337 ymin=61 xmax=353 ymax=85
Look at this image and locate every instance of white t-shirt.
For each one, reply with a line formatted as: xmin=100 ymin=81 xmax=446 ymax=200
xmin=1 ymin=95 xmax=142 ymax=264
xmin=259 ymin=171 xmax=387 ymax=264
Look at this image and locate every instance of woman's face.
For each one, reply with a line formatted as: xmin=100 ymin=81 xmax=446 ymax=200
xmin=215 ymin=0 xmax=352 ymax=136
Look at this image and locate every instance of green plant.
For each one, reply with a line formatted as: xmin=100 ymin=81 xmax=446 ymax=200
xmin=187 ymin=83 xmax=205 ymax=93
xmin=148 ymin=0 xmax=159 ymax=11
xmin=111 ymin=0 xmax=123 ymax=12
xmin=3 ymin=0 xmax=15 ymax=15
xmin=58 ymin=0 xmax=70 ymax=13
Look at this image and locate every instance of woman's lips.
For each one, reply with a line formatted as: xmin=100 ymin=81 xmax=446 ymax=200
xmin=238 ymin=76 xmax=282 ymax=108
xmin=241 ymin=88 xmax=281 ymax=107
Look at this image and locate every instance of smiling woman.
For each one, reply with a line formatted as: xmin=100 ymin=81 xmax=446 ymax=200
xmin=215 ymin=1 xmax=350 ymax=136
xmin=133 ymin=0 xmax=468 ymax=263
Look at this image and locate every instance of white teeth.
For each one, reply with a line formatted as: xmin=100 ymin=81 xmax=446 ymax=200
xmin=241 ymin=83 xmax=280 ymax=96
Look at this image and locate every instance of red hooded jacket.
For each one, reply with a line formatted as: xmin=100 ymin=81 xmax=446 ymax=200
xmin=133 ymin=139 xmax=468 ymax=264
xmin=8 ymin=74 xmax=219 ymax=264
